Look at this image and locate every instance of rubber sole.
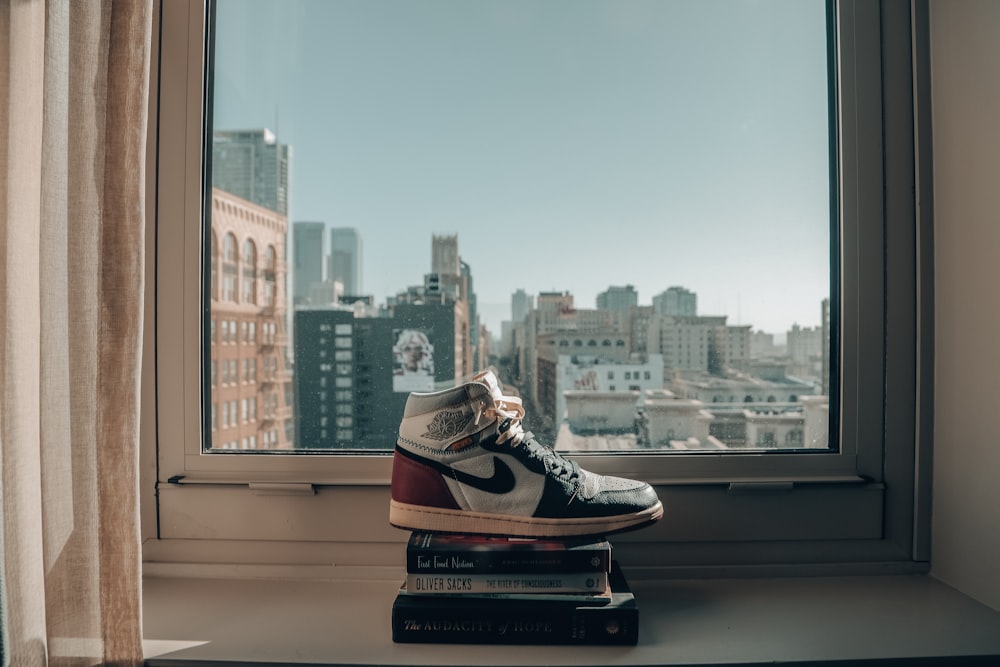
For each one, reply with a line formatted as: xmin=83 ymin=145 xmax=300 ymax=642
xmin=389 ymin=499 xmax=664 ymax=538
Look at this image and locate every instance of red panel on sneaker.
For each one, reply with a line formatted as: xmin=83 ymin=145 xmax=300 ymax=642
xmin=390 ymin=451 xmax=461 ymax=510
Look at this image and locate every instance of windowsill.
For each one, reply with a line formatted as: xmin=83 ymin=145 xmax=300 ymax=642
xmin=142 ymin=568 xmax=1000 ymax=666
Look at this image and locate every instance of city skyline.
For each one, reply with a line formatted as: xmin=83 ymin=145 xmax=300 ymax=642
xmin=282 ymin=218 xmax=824 ymax=338
xmin=213 ymin=0 xmax=832 ymax=336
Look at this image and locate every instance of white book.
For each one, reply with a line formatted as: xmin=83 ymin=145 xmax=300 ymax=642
xmin=404 ymin=570 xmax=608 ymax=595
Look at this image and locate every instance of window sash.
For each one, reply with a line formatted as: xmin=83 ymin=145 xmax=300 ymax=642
xmin=156 ymin=0 xmax=877 ymax=484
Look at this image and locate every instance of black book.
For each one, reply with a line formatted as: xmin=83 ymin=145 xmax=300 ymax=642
xmin=405 ymin=531 xmax=611 ymax=575
xmin=391 ymin=561 xmax=638 ymax=645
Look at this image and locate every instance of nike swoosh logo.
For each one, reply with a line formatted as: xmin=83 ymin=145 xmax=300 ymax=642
xmin=450 ymin=457 xmax=516 ymax=494
xmin=396 ymin=447 xmax=517 ymax=494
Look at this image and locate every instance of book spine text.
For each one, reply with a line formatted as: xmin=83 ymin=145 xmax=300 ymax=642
xmin=406 ymin=551 xmax=609 ymax=574
xmin=391 ymin=607 xmax=637 ymax=645
xmin=405 ymin=571 xmax=607 ymax=594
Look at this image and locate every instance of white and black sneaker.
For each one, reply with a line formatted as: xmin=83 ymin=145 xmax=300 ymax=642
xmin=389 ymin=369 xmax=663 ymax=538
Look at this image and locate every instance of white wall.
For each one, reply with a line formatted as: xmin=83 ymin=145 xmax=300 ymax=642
xmin=930 ymin=0 xmax=1000 ymax=611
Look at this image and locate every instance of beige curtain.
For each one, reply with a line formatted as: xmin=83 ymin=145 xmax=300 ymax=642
xmin=0 ymin=0 xmax=152 ymax=665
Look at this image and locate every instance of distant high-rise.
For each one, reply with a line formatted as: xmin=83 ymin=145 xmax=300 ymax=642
xmin=212 ymin=128 xmax=291 ymax=216
xmin=512 ymin=289 xmax=533 ymax=323
xmin=461 ymin=260 xmax=480 ymax=370
xmin=328 ymin=227 xmax=362 ymax=296
xmin=432 ymin=234 xmax=460 ymax=275
xmin=653 ymin=286 xmax=697 ymax=316
xmin=293 ymin=221 xmax=325 ymax=305
xmin=294 ymin=303 xmax=466 ymax=449
xmin=596 ymin=285 xmax=638 ymax=313
xmin=787 ymin=323 xmax=822 ymax=365
xmin=423 ymin=255 xmax=468 ymax=306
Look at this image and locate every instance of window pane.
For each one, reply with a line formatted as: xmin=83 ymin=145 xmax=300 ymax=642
xmin=206 ymin=0 xmax=834 ymax=454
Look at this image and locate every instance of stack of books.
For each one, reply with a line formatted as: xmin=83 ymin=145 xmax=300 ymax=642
xmin=390 ymin=532 xmax=638 ymax=645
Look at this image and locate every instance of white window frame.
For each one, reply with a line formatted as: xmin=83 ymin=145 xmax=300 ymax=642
xmin=143 ymin=0 xmax=933 ymax=571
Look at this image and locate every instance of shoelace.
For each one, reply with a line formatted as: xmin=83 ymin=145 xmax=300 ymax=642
xmin=473 ymin=392 xmax=526 ymax=446
xmin=473 ymin=392 xmax=582 ymax=488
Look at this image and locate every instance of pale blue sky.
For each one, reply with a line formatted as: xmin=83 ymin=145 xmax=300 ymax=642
xmin=212 ymin=0 xmax=832 ymax=336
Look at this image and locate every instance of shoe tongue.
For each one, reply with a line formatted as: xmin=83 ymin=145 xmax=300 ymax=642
xmin=473 ymin=369 xmax=505 ymax=401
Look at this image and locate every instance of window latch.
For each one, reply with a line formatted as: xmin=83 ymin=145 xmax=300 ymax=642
xmin=248 ymin=482 xmax=316 ymax=496
xmin=727 ymin=481 xmax=794 ymax=495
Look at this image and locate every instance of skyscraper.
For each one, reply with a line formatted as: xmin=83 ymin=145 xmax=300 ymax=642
xmin=596 ymin=285 xmax=638 ymax=313
xmin=461 ymin=259 xmax=480 ymax=371
xmin=328 ymin=227 xmax=363 ymax=296
xmin=512 ymin=289 xmax=533 ymax=323
xmin=431 ymin=234 xmax=460 ymax=275
xmin=653 ymin=286 xmax=697 ymax=316
xmin=294 ymin=303 xmax=466 ymax=449
xmin=212 ymin=128 xmax=292 ymax=216
xmin=292 ymin=221 xmax=325 ymax=305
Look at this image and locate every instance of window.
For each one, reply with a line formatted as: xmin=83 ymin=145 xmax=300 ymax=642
xmin=242 ymin=239 xmax=256 ymax=304
xmin=221 ymin=232 xmax=237 ymax=302
xmin=263 ymin=245 xmax=276 ymax=307
xmin=209 ymin=231 xmax=219 ymax=301
xmin=149 ymin=0 xmax=932 ymax=571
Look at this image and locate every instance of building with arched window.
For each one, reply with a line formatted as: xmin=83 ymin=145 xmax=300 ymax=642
xmin=209 ymin=188 xmax=293 ymax=450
